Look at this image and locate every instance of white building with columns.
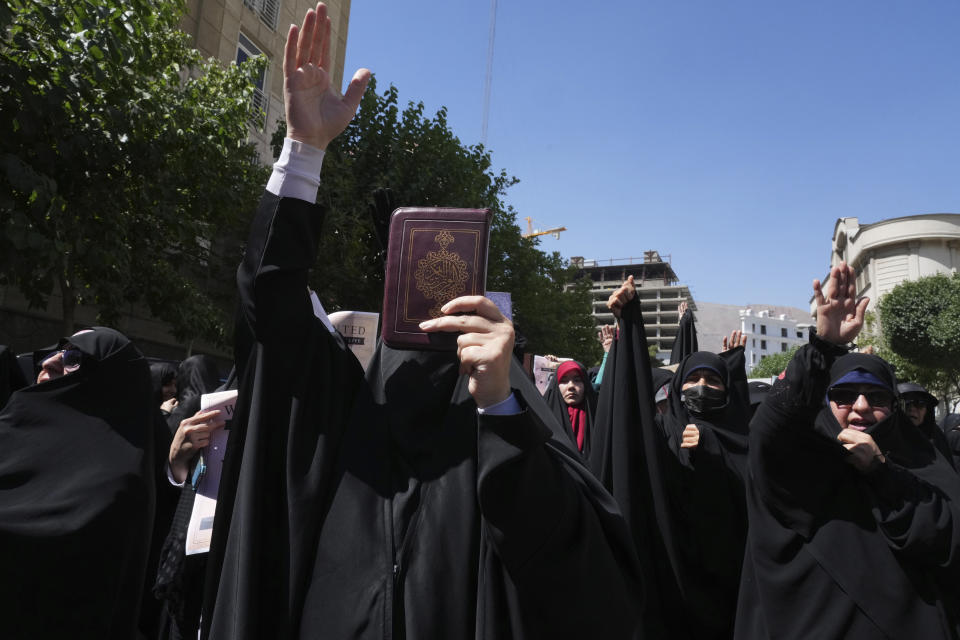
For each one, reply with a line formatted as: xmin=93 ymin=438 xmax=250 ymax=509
xmin=811 ymin=214 xmax=960 ymax=314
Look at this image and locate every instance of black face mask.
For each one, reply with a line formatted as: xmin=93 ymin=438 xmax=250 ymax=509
xmin=683 ymin=385 xmax=727 ymax=415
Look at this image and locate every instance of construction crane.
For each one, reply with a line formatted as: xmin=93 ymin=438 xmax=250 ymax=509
xmin=522 ymin=216 xmax=567 ymax=240
xmin=481 ymin=0 xmax=497 ymax=145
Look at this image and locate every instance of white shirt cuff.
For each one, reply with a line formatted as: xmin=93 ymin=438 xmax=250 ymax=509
xmin=476 ymin=392 xmax=522 ymax=416
xmin=166 ymin=462 xmax=186 ymax=488
xmin=266 ymin=138 xmax=325 ymax=202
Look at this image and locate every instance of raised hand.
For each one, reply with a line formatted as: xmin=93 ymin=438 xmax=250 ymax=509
xmin=678 ymin=301 xmax=688 ymax=316
xmin=599 ymin=324 xmax=615 ymax=353
xmin=284 ymin=3 xmax=371 ymax=150
xmin=419 ymin=296 xmax=515 ymax=409
xmin=607 ymin=275 xmax=637 ymax=319
xmin=721 ymin=329 xmax=747 ymax=352
xmin=814 ymin=262 xmax=869 ymax=346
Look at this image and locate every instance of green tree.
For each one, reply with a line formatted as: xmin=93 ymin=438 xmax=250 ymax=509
xmin=0 ymin=0 xmax=268 ymax=343
xmin=863 ymin=274 xmax=960 ymax=407
xmin=748 ymin=346 xmax=800 ymax=378
xmin=273 ymin=78 xmax=600 ymax=363
xmin=648 ymin=344 xmax=664 ymax=367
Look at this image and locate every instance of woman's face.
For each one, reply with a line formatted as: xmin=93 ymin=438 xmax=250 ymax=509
xmin=558 ymin=371 xmax=585 ymax=407
xmin=161 ymin=378 xmax=178 ymax=402
xmin=681 ymin=368 xmax=725 ymax=393
xmin=828 ymin=383 xmax=893 ymax=431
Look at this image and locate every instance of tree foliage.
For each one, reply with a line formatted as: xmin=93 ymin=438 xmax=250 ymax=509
xmin=748 ymin=346 xmax=800 ymax=378
xmin=273 ymin=78 xmax=600 ymax=364
xmin=861 ymin=274 xmax=960 ymax=406
xmin=0 ymin=0 xmax=268 ymax=342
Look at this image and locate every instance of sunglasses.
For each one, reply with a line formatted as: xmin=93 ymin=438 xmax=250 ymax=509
xmin=42 ymin=349 xmax=83 ymax=373
xmin=827 ymin=388 xmax=893 ymax=409
xmin=901 ymin=398 xmax=929 ymax=410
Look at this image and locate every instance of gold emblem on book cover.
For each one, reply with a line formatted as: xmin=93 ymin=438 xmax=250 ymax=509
xmin=415 ymin=230 xmax=469 ymax=317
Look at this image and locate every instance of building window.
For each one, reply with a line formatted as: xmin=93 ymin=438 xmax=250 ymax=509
xmin=244 ymin=0 xmax=280 ymax=30
xmin=781 ymin=343 xmax=788 ymax=352
xmin=751 ymin=352 xmax=756 ymax=364
xmin=751 ymin=323 xmax=755 ymax=332
xmin=797 ymin=330 xmax=803 ymax=338
xmin=856 ymin=265 xmax=871 ymax=293
xmin=781 ymin=327 xmax=787 ymax=337
xmin=761 ymin=340 xmax=767 ymax=350
xmin=760 ymin=325 xmax=767 ymax=335
xmin=237 ymin=33 xmax=268 ymax=129
xmin=752 ymin=339 xmax=756 ymax=348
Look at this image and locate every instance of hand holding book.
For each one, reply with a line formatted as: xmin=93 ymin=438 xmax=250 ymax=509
xmin=420 ymin=296 xmax=514 ymax=409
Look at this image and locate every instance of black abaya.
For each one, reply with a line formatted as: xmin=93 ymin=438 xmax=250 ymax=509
xmin=201 ymin=192 xmax=644 ymax=639
xmin=588 ymin=296 xmax=749 ymax=639
xmin=736 ymin=341 xmax=960 ymax=639
xmin=0 ymin=344 xmax=27 ymax=410
xmin=0 ymin=327 xmax=156 ymax=640
xmin=669 ymin=307 xmax=698 ymax=365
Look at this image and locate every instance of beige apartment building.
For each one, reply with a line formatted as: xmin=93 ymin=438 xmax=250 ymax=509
xmin=181 ymin=0 xmax=351 ymax=161
xmin=570 ymin=252 xmax=696 ymax=359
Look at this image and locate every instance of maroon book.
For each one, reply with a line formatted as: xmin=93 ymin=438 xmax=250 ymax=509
xmin=381 ymin=207 xmax=492 ymax=350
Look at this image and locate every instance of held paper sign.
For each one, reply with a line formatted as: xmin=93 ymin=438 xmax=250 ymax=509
xmin=327 ymin=311 xmax=380 ymax=371
xmin=184 ymin=389 xmax=237 ymax=556
xmin=533 ymin=355 xmax=572 ymax=395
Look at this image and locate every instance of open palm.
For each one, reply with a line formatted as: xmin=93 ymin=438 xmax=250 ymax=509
xmin=283 ymin=3 xmax=370 ymax=150
xmin=814 ymin=262 xmax=869 ymax=345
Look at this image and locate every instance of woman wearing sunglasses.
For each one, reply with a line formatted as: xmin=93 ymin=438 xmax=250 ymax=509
xmin=0 ymin=326 xmax=156 ymax=639
xmin=735 ymin=263 xmax=960 ymax=639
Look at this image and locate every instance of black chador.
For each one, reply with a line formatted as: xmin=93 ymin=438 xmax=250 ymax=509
xmin=589 ymin=295 xmax=749 ymax=639
xmin=736 ymin=342 xmax=960 ymax=639
xmin=669 ymin=305 xmax=698 ymax=365
xmin=0 ymin=327 xmax=156 ymax=640
xmin=201 ymin=192 xmax=644 ymax=639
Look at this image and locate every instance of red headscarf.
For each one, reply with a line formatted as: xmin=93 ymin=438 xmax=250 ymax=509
xmin=556 ymin=361 xmax=587 ymax=451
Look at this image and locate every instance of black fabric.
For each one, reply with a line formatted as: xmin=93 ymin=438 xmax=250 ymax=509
xmin=946 ymin=415 xmax=960 ymax=467
xmin=200 ymin=192 xmax=643 ymax=640
xmin=166 ymin=354 xmax=222 ymax=434
xmin=735 ymin=340 xmax=960 ymax=639
xmin=747 ymin=380 xmax=772 ymax=420
xmin=669 ymin=307 xmax=698 ymax=365
xmin=650 ymin=367 xmax=673 ymax=399
xmin=542 ymin=362 xmax=598 ymax=457
xmin=0 ymin=345 xmax=28 ymax=411
xmin=588 ymin=297 xmax=749 ymax=639
xmin=15 ymin=352 xmax=35 ymax=385
xmin=0 ymin=327 xmax=156 ymax=640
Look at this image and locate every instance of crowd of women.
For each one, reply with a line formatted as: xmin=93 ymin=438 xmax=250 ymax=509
xmin=3 ymin=3 xmax=960 ymax=638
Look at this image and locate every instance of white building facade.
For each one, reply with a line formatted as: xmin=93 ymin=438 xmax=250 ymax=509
xmin=739 ymin=308 xmax=811 ymax=372
xmin=812 ymin=214 xmax=960 ymax=314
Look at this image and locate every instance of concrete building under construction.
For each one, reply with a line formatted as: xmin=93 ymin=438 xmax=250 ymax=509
xmin=570 ymin=251 xmax=695 ymax=358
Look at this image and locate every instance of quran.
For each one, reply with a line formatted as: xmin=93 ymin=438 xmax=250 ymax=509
xmin=382 ymin=207 xmax=492 ymax=350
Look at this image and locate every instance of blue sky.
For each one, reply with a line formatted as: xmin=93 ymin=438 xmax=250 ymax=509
xmin=342 ymin=1 xmax=960 ymax=309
